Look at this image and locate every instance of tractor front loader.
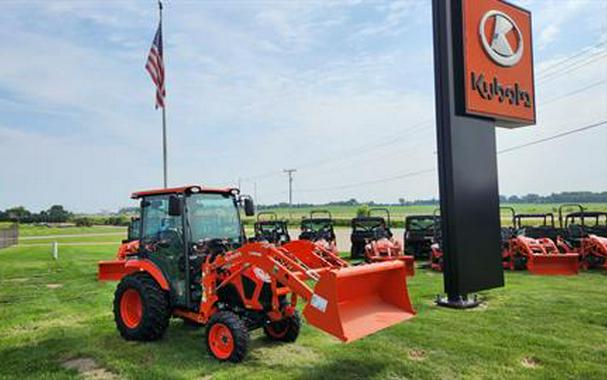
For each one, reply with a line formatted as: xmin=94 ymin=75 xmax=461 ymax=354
xmin=505 ymin=212 xmax=579 ymax=275
xmin=98 ymin=186 xmax=415 ymax=363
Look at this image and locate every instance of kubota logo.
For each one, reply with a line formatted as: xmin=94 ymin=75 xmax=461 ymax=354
xmin=480 ymin=10 xmax=523 ymax=67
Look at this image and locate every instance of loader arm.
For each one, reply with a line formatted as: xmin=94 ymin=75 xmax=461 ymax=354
xmin=213 ymin=242 xmax=415 ymax=342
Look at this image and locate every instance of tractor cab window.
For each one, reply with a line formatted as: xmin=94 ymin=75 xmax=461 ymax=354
xmin=186 ymin=193 xmax=242 ymax=244
xmin=141 ymin=195 xmax=183 ymax=246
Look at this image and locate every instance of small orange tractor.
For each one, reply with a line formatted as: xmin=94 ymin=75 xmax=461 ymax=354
xmin=557 ymin=204 xmax=607 ymax=270
xmin=350 ymin=208 xmax=414 ymax=276
xmin=298 ymin=210 xmax=338 ymax=255
xmin=116 ymin=217 xmax=140 ymax=260
xmin=250 ymin=211 xmax=290 ymax=245
xmin=503 ymin=211 xmax=578 ymax=275
xmin=98 ymin=186 xmax=415 ymax=362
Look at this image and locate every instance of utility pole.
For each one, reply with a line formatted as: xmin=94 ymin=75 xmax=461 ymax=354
xmin=283 ymin=169 xmax=296 ymax=216
xmin=254 ymin=182 xmax=258 ymax=201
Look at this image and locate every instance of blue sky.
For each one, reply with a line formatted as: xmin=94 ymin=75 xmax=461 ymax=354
xmin=0 ymin=0 xmax=605 ymax=213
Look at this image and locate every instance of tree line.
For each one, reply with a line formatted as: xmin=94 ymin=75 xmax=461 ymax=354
xmin=260 ymin=191 xmax=607 ymax=208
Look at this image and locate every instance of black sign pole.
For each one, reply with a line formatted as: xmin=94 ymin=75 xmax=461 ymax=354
xmin=432 ymin=0 xmax=504 ymax=308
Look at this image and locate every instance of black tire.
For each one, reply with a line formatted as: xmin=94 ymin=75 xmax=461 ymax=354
xmin=113 ymin=273 xmax=170 ymax=341
xmin=513 ymin=256 xmax=527 ymax=270
xmin=205 ymin=311 xmax=249 ymax=363
xmin=263 ymin=310 xmax=301 ymax=343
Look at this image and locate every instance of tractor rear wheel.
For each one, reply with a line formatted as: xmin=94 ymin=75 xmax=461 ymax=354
xmin=113 ymin=273 xmax=170 ymax=341
xmin=205 ymin=311 xmax=249 ymax=363
xmin=263 ymin=310 xmax=301 ymax=343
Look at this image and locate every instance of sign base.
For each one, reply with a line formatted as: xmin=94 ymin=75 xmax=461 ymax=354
xmin=435 ymin=294 xmax=481 ymax=309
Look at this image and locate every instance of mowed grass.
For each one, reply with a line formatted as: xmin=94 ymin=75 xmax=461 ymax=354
xmin=0 ymin=244 xmax=606 ymax=380
xmin=18 ymin=224 xmax=126 ymax=238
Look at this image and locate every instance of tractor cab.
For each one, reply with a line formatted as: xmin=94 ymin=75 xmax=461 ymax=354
xmin=102 ymin=185 xmax=253 ymax=310
xmin=299 ymin=210 xmax=336 ymax=243
xmin=251 ymin=212 xmax=290 ymax=245
xmin=403 ymin=215 xmax=436 ymax=259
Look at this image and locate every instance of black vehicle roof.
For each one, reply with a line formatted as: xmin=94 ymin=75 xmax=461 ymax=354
xmin=567 ymin=211 xmax=607 ymax=217
xmin=406 ymin=215 xmax=435 ymax=219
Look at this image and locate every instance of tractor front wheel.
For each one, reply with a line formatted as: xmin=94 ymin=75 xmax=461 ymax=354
xmin=113 ymin=273 xmax=170 ymax=341
xmin=205 ymin=311 xmax=249 ymax=363
xmin=263 ymin=310 xmax=301 ymax=343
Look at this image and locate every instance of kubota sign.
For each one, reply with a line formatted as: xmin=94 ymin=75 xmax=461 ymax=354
xmin=462 ymin=0 xmax=535 ymax=127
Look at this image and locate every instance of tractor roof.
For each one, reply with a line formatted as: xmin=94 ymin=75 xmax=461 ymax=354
xmin=131 ymin=185 xmax=237 ymax=199
xmin=567 ymin=211 xmax=607 ymax=218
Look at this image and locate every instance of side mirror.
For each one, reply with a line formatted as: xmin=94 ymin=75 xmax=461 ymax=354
xmin=243 ymin=197 xmax=255 ymax=217
xmin=168 ymin=195 xmax=182 ymax=217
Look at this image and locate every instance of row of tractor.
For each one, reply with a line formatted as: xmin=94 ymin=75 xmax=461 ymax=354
xmin=97 ymin=186 xmax=416 ymax=363
xmin=430 ymin=204 xmax=607 ymax=275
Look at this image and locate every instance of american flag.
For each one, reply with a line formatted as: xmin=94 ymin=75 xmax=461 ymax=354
xmin=146 ymin=22 xmax=165 ymax=109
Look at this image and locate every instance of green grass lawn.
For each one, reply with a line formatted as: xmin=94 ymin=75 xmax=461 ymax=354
xmin=17 ymin=224 xmax=126 ymax=238
xmin=0 ymin=244 xmax=605 ymax=379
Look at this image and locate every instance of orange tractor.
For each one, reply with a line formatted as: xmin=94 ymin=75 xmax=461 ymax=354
xmin=350 ymin=208 xmax=414 ymax=276
xmin=115 ymin=217 xmax=140 ymax=260
xmin=503 ymin=212 xmax=578 ymax=275
xmin=557 ymin=204 xmax=607 ymax=270
xmin=98 ymin=186 xmax=415 ymax=362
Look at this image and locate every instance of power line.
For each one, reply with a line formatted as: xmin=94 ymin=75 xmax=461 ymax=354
xmin=538 ymin=50 xmax=607 ymax=83
xmin=542 ymin=79 xmax=607 ymax=106
xmin=234 ymin=43 xmax=606 ymax=185
xmin=497 ymin=120 xmax=607 ymax=154
xmin=536 ymin=41 xmax=606 ymax=78
xmin=294 ymin=119 xmax=607 ymax=193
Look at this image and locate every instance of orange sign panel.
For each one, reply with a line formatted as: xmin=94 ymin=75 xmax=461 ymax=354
xmin=462 ymin=0 xmax=535 ymax=127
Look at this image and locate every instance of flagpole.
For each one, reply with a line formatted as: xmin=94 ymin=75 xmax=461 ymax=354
xmin=159 ymin=0 xmax=168 ymax=189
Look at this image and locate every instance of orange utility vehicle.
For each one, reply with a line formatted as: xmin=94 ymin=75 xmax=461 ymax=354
xmin=504 ymin=212 xmax=579 ymax=275
xmin=98 ymin=186 xmax=415 ymax=362
xmin=298 ymin=210 xmax=339 ymax=255
xmin=350 ymin=208 xmax=414 ymax=276
xmin=557 ymin=204 xmax=607 ymax=270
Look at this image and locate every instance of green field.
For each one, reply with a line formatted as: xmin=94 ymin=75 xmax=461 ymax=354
xmin=0 ymin=240 xmax=606 ymax=379
xmin=250 ymin=203 xmax=607 ymax=226
xmin=17 ymin=224 xmax=126 ymax=238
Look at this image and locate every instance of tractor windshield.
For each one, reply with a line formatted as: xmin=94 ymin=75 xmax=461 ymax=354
xmin=186 ymin=193 xmax=242 ymax=243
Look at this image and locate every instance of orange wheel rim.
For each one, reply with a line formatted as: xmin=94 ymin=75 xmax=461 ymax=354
xmin=209 ymin=323 xmax=234 ymax=359
xmin=120 ymin=289 xmax=143 ymax=328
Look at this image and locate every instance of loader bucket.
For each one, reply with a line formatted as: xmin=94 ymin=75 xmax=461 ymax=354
xmin=527 ymin=254 xmax=579 ymax=275
xmin=302 ymin=260 xmax=415 ymax=342
xmin=97 ymin=260 xmax=126 ymax=281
